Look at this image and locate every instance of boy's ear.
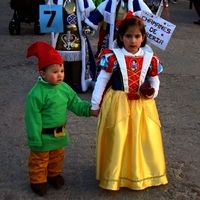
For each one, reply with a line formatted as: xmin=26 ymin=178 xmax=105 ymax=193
xmin=39 ymin=70 xmax=45 ymax=78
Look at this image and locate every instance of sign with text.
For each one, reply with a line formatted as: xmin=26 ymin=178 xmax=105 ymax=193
xmin=140 ymin=11 xmax=176 ymax=50
xmin=39 ymin=5 xmax=63 ymax=33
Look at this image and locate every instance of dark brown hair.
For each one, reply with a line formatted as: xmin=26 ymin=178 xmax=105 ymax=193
xmin=116 ymin=17 xmax=147 ymax=48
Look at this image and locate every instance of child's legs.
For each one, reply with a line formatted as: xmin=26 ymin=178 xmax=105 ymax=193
xmin=28 ymin=151 xmax=49 ymax=184
xmin=47 ymin=148 xmax=65 ymax=178
xmin=153 ymin=0 xmax=161 ymax=6
xmin=64 ymin=61 xmax=81 ymax=86
xmin=193 ymin=0 xmax=200 ymax=17
xmin=145 ymin=0 xmax=154 ymax=6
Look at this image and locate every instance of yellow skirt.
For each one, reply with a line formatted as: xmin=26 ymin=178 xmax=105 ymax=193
xmin=96 ymin=89 xmax=168 ymax=190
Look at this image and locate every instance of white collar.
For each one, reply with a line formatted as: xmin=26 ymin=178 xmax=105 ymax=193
xmin=121 ymin=47 xmax=144 ymax=56
xmin=38 ymin=76 xmax=48 ymax=83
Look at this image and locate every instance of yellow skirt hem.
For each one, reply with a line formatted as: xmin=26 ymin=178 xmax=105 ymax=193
xmin=97 ymin=175 xmax=168 ymax=191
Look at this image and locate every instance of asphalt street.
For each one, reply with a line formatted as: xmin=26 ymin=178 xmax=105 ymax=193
xmin=0 ymin=0 xmax=200 ymax=199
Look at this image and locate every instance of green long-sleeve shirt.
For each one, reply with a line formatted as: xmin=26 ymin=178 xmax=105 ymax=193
xmin=25 ymin=78 xmax=90 ymax=152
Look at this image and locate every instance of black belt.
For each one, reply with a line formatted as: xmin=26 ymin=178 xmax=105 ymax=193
xmin=42 ymin=125 xmax=64 ymax=134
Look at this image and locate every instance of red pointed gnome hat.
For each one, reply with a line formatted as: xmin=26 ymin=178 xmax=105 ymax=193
xmin=26 ymin=41 xmax=63 ymax=70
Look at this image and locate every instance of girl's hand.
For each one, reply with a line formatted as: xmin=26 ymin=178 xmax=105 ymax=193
xmin=90 ymin=109 xmax=100 ymax=117
xmin=140 ymin=82 xmax=155 ymax=98
xmin=144 ymin=94 xmax=154 ymax=99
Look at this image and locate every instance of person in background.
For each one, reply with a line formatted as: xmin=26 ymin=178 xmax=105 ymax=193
xmin=25 ymin=41 xmax=95 ymax=196
xmin=190 ymin=0 xmax=200 ymax=24
xmin=145 ymin=0 xmax=168 ymax=11
xmin=84 ymin=0 xmax=152 ymax=58
xmin=172 ymin=0 xmax=177 ymax=4
xmin=93 ymin=0 xmax=103 ymax=6
xmin=51 ymin=0 xmax=96 ymax=93
xmin=90 ymin=11 xmax=168 ymax=191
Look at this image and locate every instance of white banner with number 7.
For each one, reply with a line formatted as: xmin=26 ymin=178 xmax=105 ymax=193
xmin=39 ymin=4 xmax=63 ymax=33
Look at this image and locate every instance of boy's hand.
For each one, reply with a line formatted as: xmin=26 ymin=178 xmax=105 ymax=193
xmin=90 ymin=109 xmax=100 ymax=117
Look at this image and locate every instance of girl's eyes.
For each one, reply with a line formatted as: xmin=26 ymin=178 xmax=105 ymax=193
xmin=125 ymin=34 xmax=142 ymax=38
xmin=125 ymin=34 xmax=132 ymax=38
xmin=135 ymin=35 xmax=141 ymax=38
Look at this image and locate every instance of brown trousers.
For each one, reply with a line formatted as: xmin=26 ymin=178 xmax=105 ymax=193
xmin=28 ymin=148 xmax=65 ymax=184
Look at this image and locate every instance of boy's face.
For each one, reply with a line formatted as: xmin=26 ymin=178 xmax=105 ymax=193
xmin=40 ymin=64 xmax=64 ymax=85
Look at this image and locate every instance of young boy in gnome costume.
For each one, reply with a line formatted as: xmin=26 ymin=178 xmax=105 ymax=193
xmin=50 ymin=0 xmax=97 ymax=93
xmin=25 ymin=41 xmax=95 ymax=196
xmin=84 ymin=0 xmax=152 ymax=57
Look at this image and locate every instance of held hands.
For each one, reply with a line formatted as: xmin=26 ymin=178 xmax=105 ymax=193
xmin=90 ymin=109 xmax=100 ymax=117
xmin=140 ymin=82 xmax=155 ymax=99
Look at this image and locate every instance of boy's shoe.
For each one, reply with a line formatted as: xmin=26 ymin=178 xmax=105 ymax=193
xmin=30 ymin=182 xmax=47 ymax=196
xmin=47 ymin=174 xmax=65 ymax=189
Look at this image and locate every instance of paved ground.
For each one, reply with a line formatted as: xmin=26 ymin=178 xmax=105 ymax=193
xmin=0 ymin=0 xmax=200 ymax=199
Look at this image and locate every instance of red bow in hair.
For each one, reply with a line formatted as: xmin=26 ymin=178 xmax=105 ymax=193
xmin=116 ymin=10 xmax=142 ymax=29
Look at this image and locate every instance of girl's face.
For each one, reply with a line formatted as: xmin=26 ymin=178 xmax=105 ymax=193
xmin=120 ymin=25 xmax=145 ymax=54
xmin=40 ymin=64 xmax=64 ymax=85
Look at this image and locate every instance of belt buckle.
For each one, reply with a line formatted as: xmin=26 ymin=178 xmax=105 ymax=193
xmin=54 ymin=125 xmax=65 ymax=137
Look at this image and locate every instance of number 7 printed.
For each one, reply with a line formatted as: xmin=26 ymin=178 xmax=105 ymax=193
xmin=39 ymin=5 xmax=63 ymax=33
xmin=44 ymin=10 xmax=56 ymax=28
